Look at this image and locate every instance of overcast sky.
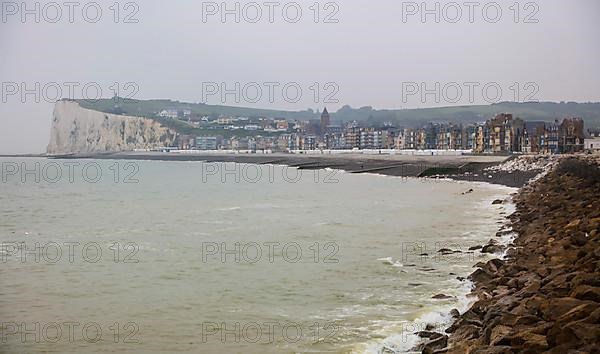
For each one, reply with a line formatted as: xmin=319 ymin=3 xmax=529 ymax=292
xmin=1 ymin=0 xmax=599 ymax=154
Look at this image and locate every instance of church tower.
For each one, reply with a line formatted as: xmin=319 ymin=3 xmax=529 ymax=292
xmin=320 ymin=107 xmax=330 ymax=135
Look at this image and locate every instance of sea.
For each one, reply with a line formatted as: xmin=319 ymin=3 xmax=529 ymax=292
xmin=0 ymin=157 xmax=515 ymax=353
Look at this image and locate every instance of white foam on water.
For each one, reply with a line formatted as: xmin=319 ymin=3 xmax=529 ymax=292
xmin=362 ymin=280 xmax=477 ymax=354
xmin=359 ymin=183 xmax=517 ymax=354
xmin=377 ymin=257 xmax=394 ymax=265
xmin=217 ymin=206 xmax=242 ymax=211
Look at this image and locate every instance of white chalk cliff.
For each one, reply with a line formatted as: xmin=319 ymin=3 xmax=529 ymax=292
xmin=47 ymin=101 xmax=176 ymax=154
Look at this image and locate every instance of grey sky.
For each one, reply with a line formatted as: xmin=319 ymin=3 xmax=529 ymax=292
xmin=1 ymin=0 xmax=599 ymax=154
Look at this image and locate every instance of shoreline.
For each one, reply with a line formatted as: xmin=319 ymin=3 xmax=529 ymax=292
xmin=404 ymin=184 xmax=518 ymax=354
xmin=357 ymin=179 xmax=518 ymax=354
xmin=34 ymin=151 xmax=543 ymax=188
xmin=418 ymin=155 xmax=600 ymax=353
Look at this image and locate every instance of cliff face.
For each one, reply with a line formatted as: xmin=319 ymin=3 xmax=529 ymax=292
xmin=47 ymin=101 xmax=176 ymax=155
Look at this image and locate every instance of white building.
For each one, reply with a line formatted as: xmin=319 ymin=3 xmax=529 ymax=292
xmin=217 ymin=117 xmax=233 ymax=125
xmin=158 ymin=109 xmax=179 ymax=119
xmin=584 ymin=136 xmax=600 ymax=152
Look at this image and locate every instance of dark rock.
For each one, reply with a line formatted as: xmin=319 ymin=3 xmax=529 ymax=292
xmin=484 ymin=258 xmax=505 ymax=273
xmin=507 ymin=278 xmax=519 ymax=289
xmin=432 ymin=348 xmax=449 ymax=354
xmin=570 ymin=285 xmax=600 ymax=302
xmin=513 ymin=314 xmax=543 ymax=326
xmin=489 ymin=325 xmax=512 ymax=346
xmin=584 ymin=307 xmax=600 ymax=323
xmin=450 ymin=324 xmax=479 ymax=340
xmin=422 ymin=335 xmax=448 ymax=354
xmin=416 ymin=331 xmax=444 ymax=339
xmin=468 ymin=269 xmax=493 ymax=283
xmin=510 ymin=330 xmax=548 ymax=351
xmin=548 ymin=321 xmax=600 ymax=347
xmin=470 ymin=347 xmax=513 ymax=353
xmin=557 ymin=303 xmax=599 ymax=324
xmin=540 ymin=297 xmax=593 ymax=321
xmin=481 ymin=244 xmax=506 ymax=254
xmin=504 ymin=247 xmax=518 ymax=258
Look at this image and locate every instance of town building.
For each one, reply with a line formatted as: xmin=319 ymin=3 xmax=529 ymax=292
xmin=197 ymin=110 xmax=587 ymax=155
xmin=462 ymin=125 xmax=478 ymax=150
xmin=522 ymin=121 xmax=546 ymax=153
xmin=558 ymin=117 xmax=585 ymax=153
xmin=196 ymin=136 xmax=218 ymax=150
xmin=342 ymin=124 xmax=360 ymax=149
xmin=466 ymin=114 xmax=583 ymax=154
xmin=301 ymin=135 xmax=317 ymax=150
xmin=176 ymin=134 xmax=195 ymax=150
xmin=275 ymin=120 xmax=289 ymax=131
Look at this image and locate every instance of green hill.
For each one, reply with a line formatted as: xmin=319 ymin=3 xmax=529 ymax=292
xmin=75 ymin=98 xmax=600 ymax=133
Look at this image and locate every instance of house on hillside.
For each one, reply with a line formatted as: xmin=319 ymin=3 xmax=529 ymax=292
xmin=158 ymin=109 xmax=179 ymax=119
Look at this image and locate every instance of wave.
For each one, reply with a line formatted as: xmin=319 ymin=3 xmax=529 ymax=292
xmin=363 ymin=281 xmax=475 ymax=353
xmin=359 ymin=185 xmax=516 ymax=353
xmin=377 ymin=257 xmax=404 ymax=268
xmin=216 ymin=206 xmax=242 ymax=211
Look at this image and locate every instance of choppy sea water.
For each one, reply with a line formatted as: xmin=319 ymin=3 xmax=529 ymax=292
xmin=0 ymin=158 xmax=515 ymax=353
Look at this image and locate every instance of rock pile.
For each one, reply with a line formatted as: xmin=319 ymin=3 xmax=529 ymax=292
xmin=451 ymin=155 xmax=556 ymax=188
xmin=484 ymin=155 xmax=561 ymax=174
xmin=437 ymin=156 xmax=600 ymax=354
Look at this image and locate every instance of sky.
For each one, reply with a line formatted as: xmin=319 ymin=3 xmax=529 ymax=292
xmin=1 ymin=0 xmax=599 ymax=154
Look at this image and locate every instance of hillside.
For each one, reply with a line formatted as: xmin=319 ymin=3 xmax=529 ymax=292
xmin=76 ymin=99 xmax=600 ymax=131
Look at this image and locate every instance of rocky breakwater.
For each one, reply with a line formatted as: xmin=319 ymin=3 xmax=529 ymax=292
xmin=434 ymin=156 xmax=600 ymax=354
xmin=47 ymin=100 xmax=176 ymax=154
xmin=451 ymin=155 xmax=560 ymax=188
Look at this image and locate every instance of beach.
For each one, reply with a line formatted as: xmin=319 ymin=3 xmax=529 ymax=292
xmin=47 ymin=151 xmax=541 ymax=188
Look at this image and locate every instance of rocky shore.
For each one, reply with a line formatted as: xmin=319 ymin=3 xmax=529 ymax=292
xmin=449 ymin=155 xmax=559 ymax=188
xmin=419 ymin=155 xmax=600 ymax=353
